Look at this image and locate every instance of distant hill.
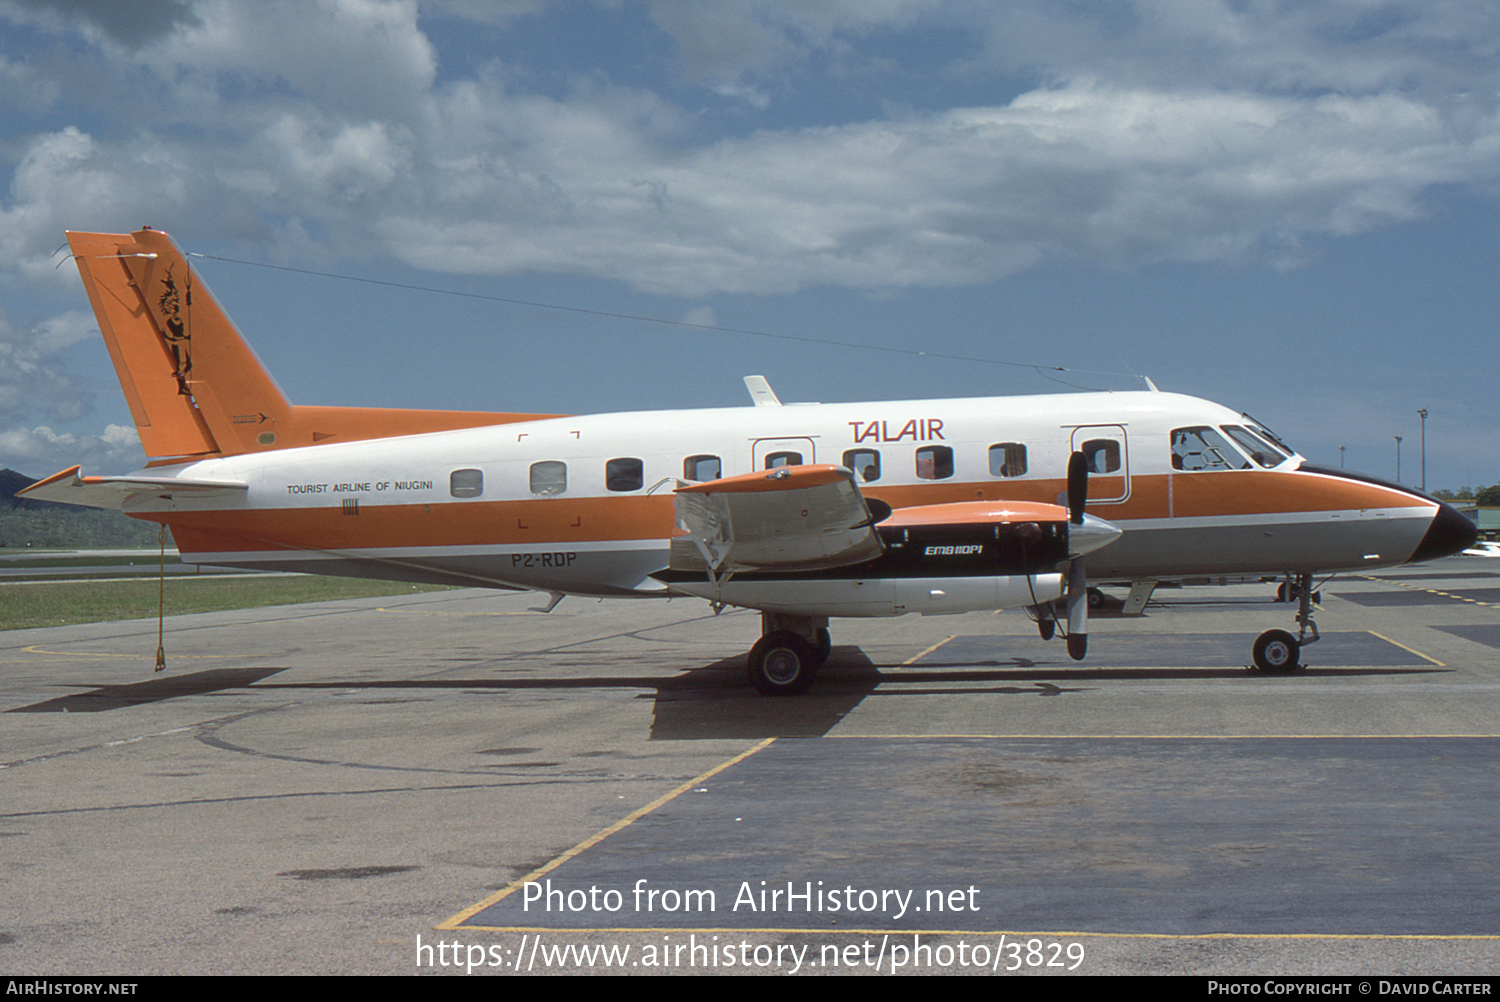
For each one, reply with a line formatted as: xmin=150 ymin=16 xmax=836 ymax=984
xmin=0 ymin=468 xmax=163 ymax=549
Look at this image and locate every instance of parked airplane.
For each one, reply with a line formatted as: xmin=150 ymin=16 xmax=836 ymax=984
xmin=23 ymin=229 xmax=1477 ymax=693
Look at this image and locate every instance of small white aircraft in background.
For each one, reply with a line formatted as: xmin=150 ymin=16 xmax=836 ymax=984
xmin=23 ymin=229 xmax=1477 ymax=693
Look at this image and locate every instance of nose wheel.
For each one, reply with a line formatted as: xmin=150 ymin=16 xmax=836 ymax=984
xmin=1252 ymin=629 xmax=1300 ymax=673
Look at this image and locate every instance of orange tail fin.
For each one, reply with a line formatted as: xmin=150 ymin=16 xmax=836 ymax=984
xmin=67 ymin=228 xmax=552 ymax=461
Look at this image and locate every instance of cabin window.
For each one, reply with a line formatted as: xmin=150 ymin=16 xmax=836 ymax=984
xmin=764 ymin=451 xmax=803 ymax=469
xmin=988 ymin=443 xmax=1027 ymax=478
xmin=605 ymin=457 xmax=644 ymax=492
xmin=1080 ymin=439 xmax=1121 ymax=474
xmin=449 ymin=468 xmax=483 ymax=498
xmin=1171 ymin=427 xmax=1249 ymax=471
xmin=843 ymin=449 xmax=881 ymax=483
xmin=529 ymin=461 xmax=567 ymax=495
xmin=915 ymin=445 xmax=954 ymax=480
xmin=684 ymin=454 xmax=721 ymax=482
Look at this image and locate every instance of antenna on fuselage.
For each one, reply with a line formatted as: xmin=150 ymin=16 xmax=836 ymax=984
xmin=743 ymin=375 xmax=782 ymax=407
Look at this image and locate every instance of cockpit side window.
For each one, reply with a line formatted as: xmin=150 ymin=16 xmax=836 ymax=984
xmin=1220 ymin=425 xmax=1291 ymax=468
xmin=1171 ymin=427 xmax=1250 ymax=471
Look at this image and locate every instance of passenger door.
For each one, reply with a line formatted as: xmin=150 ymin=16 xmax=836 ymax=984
xmin=1068 ymin=425 xmax=1130 ymax=504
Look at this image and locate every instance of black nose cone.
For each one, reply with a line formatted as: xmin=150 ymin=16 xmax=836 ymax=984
xmin=1409 ymin=501 xmax=1479 ymax=564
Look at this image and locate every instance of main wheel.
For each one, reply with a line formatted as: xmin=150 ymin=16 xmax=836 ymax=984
xmin=747 ymin=630 xmax=818 ymax=696
xmin=809 ymin=627 xmax=832 ymax=668
xmin=1087 ymin=587 xmax=1106 ymax=609
xmin=1252 ymin=629 xmax=1301 ymax=673
xmin=1037 ymin=618 xmax=1056 ymax=641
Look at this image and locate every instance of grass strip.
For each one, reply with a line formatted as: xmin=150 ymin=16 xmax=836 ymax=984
xmin=0 ymin=552 xmax=181 ymax=569
xmin=0 ymin=576 xmax=458 ymax=631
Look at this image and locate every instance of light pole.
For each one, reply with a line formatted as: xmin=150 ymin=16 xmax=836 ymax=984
xmin=1418 ymin=408 xmax=1427 ymax=492
xmin=1395 ymin=436 xmax=1403 ymax=483
xmin=1339 ymin=445 xmax=1345 ymax=468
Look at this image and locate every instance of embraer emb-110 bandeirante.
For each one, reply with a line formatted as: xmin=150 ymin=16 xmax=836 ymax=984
xmin=23 ymin=228 xmax=1477 ymax=693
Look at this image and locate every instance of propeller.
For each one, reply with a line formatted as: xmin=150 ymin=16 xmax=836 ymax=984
xmin=1064 ymin=451 xmax=1090 ymax=660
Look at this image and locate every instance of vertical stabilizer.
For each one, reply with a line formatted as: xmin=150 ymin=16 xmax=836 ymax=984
xmin=67 ymin=229 xmax=290 ymax=458
xmin=66 ymin=228 xmax=557 ymax=460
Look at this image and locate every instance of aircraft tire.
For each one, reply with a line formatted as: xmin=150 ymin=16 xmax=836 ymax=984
xmin=1037 ymin=618 xmax=1055 ymax=641
xmin=810 ymin=627 xmax=832 ymax=668
xmin=1087 ymin=587 xmax=1106 ymax=610
xmin=747 ymin=631 xmax=818 ymax=696
xmin=1251 ymin=629 xmax=1301 ymax=673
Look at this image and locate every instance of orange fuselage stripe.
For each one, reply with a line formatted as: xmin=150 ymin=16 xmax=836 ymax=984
xmin=152 ymin=468 xmax=1427 ymax=555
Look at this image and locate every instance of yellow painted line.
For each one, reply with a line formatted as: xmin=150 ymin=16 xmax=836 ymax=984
xmin=1359 ymin=574 xmax=1498 ymax=609
xmin=818 ymin=733 xmax=1500 ymax=740
xmin=417 ymin=924 xmax=1500 ymax=941
xmin=439 ymin=736 xmax=778 ymax=931
xmin=1368 ymin=631 xmax=1446 ymax=667
xmin=899 ymin=636 xmax=954 ymax=668
xmin=375 ymin=607 xmax=541 ymax=616
xmin=18 ymin=645 xmax=236 ymax=660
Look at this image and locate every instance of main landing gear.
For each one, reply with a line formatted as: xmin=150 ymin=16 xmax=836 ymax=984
xmin=1253 ymin=571 xmax=1321 ymax=673
xmin=746 ymin=613 xmax=831 ymax=696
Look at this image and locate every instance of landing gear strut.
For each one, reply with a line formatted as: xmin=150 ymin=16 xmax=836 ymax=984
xmin=1253 ymin=571 xmax=1320 ymax=673
xmin=746 ymin=613 xmax=829 ymax=695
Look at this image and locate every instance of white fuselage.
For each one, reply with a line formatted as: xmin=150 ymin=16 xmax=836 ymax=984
xmin=122 ymin=389 xmax=1453 ymax=606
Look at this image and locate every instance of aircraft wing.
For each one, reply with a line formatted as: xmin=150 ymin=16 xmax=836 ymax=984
xmin=672 ymin=464 xmax=884 ymax=574
xmin=17 ymin=465 xmax=249 ymax=511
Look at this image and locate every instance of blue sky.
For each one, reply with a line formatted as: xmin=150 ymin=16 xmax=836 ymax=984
xmin=1 ymin=0 xmax=1497 ymax=492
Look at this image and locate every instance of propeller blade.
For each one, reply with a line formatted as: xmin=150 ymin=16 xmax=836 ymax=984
xmin=1067 ymin=451 xmax=1087 ymax=524
xmin=1063 ymin=449 xmax=1090 ymax=659
xmin=1066 ymin=557 xmax=1088 ymax=660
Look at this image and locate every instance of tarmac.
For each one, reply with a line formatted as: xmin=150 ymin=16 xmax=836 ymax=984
xmin=3 ymin=556 xmax=1499 ymax=975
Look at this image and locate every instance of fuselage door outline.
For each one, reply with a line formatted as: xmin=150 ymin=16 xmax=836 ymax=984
xmin=1067 ymin=424 xmax=1130 ymax=504
xmin=752 ymin=436 xmax=817 ymax=471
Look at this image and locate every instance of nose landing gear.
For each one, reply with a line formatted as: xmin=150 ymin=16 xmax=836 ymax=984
xmin=1253 ymin=571 xmax=1320 ymax=673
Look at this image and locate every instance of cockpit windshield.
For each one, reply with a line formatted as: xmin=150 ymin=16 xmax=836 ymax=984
xmin=1220 ymin=424 xmax=1293 ymax=468
xmin=1171 ymin=426 xmax=1251 ymax=471
xmin=1239 ymin=412 xmax=1296 ymax=456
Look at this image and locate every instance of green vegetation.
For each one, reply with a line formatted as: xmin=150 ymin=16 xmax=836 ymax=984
xmin=0 ymin=553 xmax=178 ymax=571
xmin=1434 ymin=485 xmax=1500 ymax=505
xmin=1 ymin=467 xmax=165 ymax=549
xmin=0 ymin=505 xmax=164 ymax=549
xmin=0 ymin=576 xmax=458 ymax=631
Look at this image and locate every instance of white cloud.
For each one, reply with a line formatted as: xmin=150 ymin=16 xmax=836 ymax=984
xmin=0 ymin=423 xmax=141 ymax=474
xmin=3 ymin=0 xmax=1500 ymax=298
xmin=147 ymin=0 xmax=438 ymax=124
xmin=375 ymin=78 xmax=1500 ymax=293
xmin=0 ymin=308 xmax=95 ymax=422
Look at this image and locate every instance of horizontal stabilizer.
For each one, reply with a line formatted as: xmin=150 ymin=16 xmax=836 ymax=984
xmin=672 ymin=464 xmax=883 ymax=573
xmin=18 ymin=465 xmax=248 ymax=511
